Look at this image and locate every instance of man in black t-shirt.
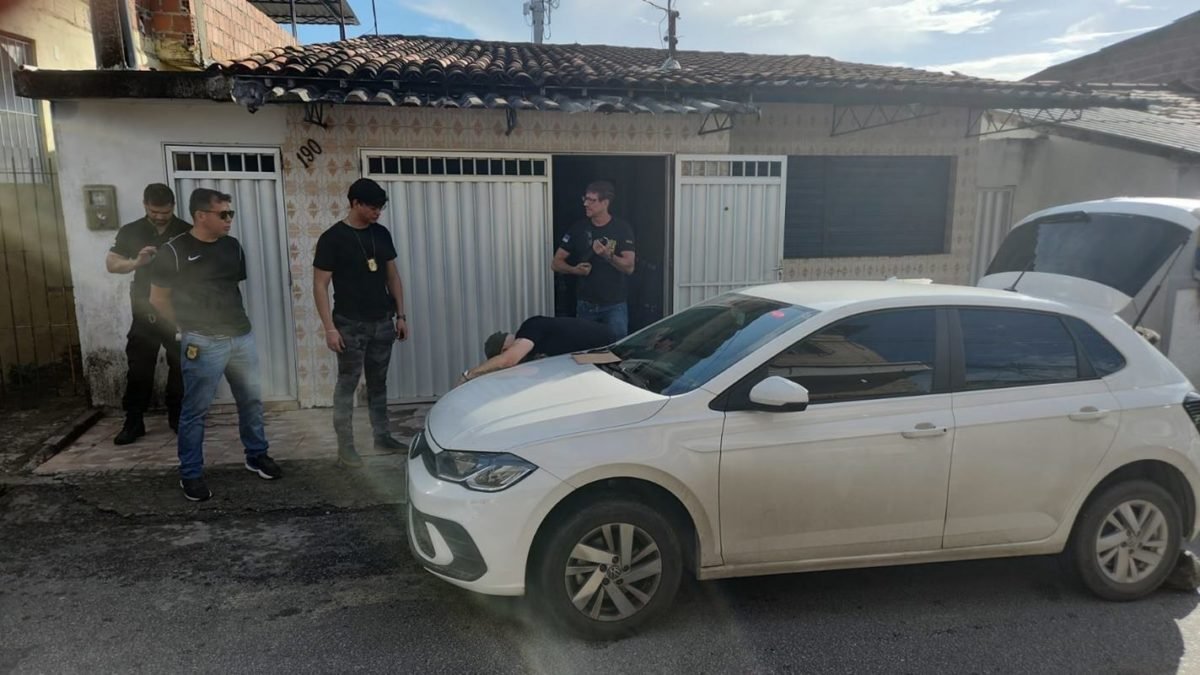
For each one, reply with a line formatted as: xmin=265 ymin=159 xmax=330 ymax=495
xmin=150 ymin=188 xmax=281 ymax=502
xmin=457 ymin=316 xmax=615 ymax=384
xmin=552 ymin=180 xmax=636 ymax=338
xmin=106 ymin=184 xmax=191 ymax=444
xmin=313 ymin=178 xmax=409 ymax=468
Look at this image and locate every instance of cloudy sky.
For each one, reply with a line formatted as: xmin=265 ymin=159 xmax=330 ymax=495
xmin=297 ymin=0 xmax=1196 ymax=81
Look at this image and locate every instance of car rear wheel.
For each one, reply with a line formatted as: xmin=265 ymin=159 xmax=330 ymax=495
xmin=1067 ymin=479 xmax=1182 ymax=601
xmin=530 ymin=497 xmax=682 ymax=640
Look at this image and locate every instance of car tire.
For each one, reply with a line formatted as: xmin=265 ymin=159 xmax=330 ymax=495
xmin=530 ymin=496 xmax=683 ymax=640
xmin=1067 ymin=479 xmax=1182 ymax=601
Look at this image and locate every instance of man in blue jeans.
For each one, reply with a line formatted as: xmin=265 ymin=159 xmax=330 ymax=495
xmin=150 ymin=188 xmax=281 ymax=501
xmin=552 ymin=180 xmax=636 ymax=339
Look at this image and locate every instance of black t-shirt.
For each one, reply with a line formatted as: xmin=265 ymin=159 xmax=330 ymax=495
xmin=515 ymin=316 xmax=616 ymax=361
xmin=313 ymin=222 xmax=399 ymax=321
xmin=557 ymin=217 xmax=635 ymax=306
xmin=110 ymin=216 xmax=192 ymax=315
xmin=150 ymin=233 xmax=252 ymax=337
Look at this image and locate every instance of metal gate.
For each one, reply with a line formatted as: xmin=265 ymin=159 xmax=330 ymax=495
xmin=970 ymin=187 xmax=1015 ymax=283
xmin=673 ymin=155 xmax=788 ymax=310
xmin=362 ymin=151 xmax=553 ymax=399
xmin=166 ymin=145 xmax=297 ymax=402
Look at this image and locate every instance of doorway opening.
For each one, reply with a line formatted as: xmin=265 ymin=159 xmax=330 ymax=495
xmin=551 ymin=155 xmax=670 ymax=333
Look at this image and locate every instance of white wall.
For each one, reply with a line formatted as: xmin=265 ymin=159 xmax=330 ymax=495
xmin=51 ymin=100 xmax=287 ymax=406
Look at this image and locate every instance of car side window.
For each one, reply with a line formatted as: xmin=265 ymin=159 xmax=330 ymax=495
xmin=765 ymin=309 xmax=937 ymax=404
xmin=1064 ymin=316 xmax=1127 ymax=377
xmin=960 ymin=309 xmax=1079 ymax=391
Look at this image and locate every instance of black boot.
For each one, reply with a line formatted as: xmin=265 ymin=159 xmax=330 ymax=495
xmin=114 ymin=414 xmax=146 ymax=445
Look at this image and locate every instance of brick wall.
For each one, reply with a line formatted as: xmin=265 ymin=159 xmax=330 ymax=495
xmin=134 ymin=0 xmax=295 ymax=69
xmin=1030 ymin=11 xmax=1200 ymax=85
xmin=199 ymin=0 xmax=296 ymax=63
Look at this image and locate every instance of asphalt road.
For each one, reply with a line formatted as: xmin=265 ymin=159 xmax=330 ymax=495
xmin=2 ymin=468 xmax=1199 ymax=674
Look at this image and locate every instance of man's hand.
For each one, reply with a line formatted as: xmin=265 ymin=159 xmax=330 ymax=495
xmin=395 ymin=318 xmax=408 ymax=341
xmin=325 ymin=328 xmax=345 ymax=353
xmin=575 ymin=262 xmax=592 ymax=276
xmin=136 ymin=246 xmax=157 ymax=267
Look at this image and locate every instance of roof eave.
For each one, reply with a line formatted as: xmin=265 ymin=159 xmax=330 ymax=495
xmin=15 ymin=69 xmax=232 ymax=102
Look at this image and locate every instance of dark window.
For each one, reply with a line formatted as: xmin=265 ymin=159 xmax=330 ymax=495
xmin=767 ymin=309 xmax=937 ymax=403
xmin=260 ymin=154 xmax=275 ymax=173
xmin=784 ymin=156 xmax=953 ymax=258
xmin=960 ymin=309 xmax=1078 ymax=391
xmin=985 ymin=212 xmax=1191 ymax=298
xmin=1065 ymin=316 xmax=1126 ymax=377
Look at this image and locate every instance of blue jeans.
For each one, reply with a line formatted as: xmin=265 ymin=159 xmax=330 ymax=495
xmin=177 ymin=331 xmax=268 ymax=479
xmin=577 ymin=300 xmax=628 ymax=340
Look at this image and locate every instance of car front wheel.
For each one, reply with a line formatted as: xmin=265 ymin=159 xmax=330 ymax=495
xmin=1068 ymin=479 xmax=1182 ymax=601
xmin=530 ymin=497 xmax=683 ymax=640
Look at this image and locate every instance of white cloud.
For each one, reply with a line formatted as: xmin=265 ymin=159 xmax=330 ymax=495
xmin=923 ymin=48 xmax=1085 ymax=81
xmin=734 ymin=10 xmax=795 ymax=29
xmin=1046 ymin=25 xmax=1158 ymax=44
xmin=1115 ymin=0 xmax=1153 ymax=5
xmin=863 ymin=0 xmax=1000 ymax=35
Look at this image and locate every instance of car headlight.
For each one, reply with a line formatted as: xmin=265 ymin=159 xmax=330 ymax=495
xmin=434 ymin=450 xmax=537 ymax=492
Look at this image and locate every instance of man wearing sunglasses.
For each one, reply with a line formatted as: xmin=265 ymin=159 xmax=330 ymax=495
xmin=106 ymin=183 xmax=191 ymax=444
xmin=150 ymin=188 xmax=281 ymax=501
xmin=551 ymin=180 xmax=636 ymax=339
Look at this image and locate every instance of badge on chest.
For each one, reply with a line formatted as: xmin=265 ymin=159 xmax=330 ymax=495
xmin=367 ymin=258 xmax=378 ymax=272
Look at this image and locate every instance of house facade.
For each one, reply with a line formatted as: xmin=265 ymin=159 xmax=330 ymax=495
xmin=18 ymin=36 xmax=1138 ymax=408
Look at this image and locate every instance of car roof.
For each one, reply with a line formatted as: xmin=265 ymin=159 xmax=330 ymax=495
xmin=740 ymin=279 xmax=1076 ymax=313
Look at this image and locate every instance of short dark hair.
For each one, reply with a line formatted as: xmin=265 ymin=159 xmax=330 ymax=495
xmin=189 ymin=188 xmax=232 ymax=218
xmin=484 ymin=331 xmax=510 ymax=359
xmin=348 ymin=178 xmax=388 ymax=208
xmin=585 ymin=181 xmax=615 ymax=202
xmin=143 ymin=183 xmax=175 ymax=206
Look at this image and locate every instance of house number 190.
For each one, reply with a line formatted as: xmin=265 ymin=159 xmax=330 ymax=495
xmin=296 ymin=139 xmax=323 ymax=169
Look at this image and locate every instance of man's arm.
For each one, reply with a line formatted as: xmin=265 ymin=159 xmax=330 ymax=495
xmin=552 ymin=248 xmax=591 ymax=276
xmin=149 ymin=285 xmax=175 ymax=326
xmin=313 ymin=268 xmax=344 ymax=353
xmin=607 ymin=250 xmax=636 ymax=275
xmin=385 ymin=260 xmax=408 ymax=340
xmin=459 ymin=339 xmax=535 ymax=385
xmin=106 ymin=247 xmax=157 ymax=274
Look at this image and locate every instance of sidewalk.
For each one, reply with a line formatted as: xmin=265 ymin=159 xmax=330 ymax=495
xmin=36 ymin=404 xmax=431 ymax=475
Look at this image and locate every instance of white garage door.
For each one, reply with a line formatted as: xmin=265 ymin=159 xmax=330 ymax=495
xmin=673 ymin=155 xmax=788 ymax=310
xmin=362 ymin=151 xmax=554 ymax=399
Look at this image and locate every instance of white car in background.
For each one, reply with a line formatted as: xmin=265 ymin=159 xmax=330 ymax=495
xmin=407 ymin=198 xmax=1200 ymax=640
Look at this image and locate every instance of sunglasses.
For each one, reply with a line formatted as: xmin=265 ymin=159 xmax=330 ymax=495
xmin=201 ymin=209 xmax=236 ymax=220
xmin=582 ymin=196 xmax=600 ymax=204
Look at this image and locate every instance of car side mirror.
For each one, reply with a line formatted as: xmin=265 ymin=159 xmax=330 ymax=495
xmin=748 ymin=376 xmax=809 ymax=412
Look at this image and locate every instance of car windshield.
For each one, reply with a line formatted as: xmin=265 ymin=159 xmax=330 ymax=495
xmin=605 ymin=293 xmax=819 ymax=395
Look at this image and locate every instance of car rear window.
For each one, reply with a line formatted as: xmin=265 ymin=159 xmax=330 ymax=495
xmin=1064 ymin=316 xmax=1127 ymax=377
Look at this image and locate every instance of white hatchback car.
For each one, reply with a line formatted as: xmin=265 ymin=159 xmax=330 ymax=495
xmin=407 ymin=198 xmax=1200 ymax=639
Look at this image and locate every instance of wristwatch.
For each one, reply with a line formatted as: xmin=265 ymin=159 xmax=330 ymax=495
xmin=397 ymin=314 xmax=407 ymax=321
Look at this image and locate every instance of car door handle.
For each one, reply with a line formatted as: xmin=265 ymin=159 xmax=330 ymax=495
xmin=1069 ymin=407 xmax=1109 ymax=422
xmin=901 ymin=423 xmax=948 ymax=439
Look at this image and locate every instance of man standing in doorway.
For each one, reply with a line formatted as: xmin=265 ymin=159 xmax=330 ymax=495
xmin=150 ymin=188 xmax=281 ymax=501
xmin=106 ymin=184 xmax=191 ymax=444
xmin=552 ymin=180 xmax=636 ymax=339
xmin=313 ymin=178 xmax=409 ymax=469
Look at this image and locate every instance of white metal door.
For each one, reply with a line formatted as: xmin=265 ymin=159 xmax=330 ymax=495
xmin=673 ymin=155 xmax=788 ymax=310
xmin=362 ymin=151 xmax=554 ymax=399
xmin=970 ymin=187 xmax=1015 ymax=283
xmin=166 ymin=145 xmax=297 ymax=402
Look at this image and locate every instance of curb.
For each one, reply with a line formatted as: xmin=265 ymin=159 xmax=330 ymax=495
xmin=20 ymin=408 xmax=104 ymax=474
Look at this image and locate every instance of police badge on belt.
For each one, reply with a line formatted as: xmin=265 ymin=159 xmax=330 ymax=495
xmin=186 ymin=344 xmax=199 ymax=360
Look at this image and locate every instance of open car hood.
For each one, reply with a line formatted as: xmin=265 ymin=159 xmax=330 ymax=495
xmin=978 ymin=198 xmax=1200 ymax=313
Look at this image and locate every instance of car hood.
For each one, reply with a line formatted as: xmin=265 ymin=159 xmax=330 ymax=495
xmin=978 ymin=198 xmax=1200 ymax=313
xmin=426 ymin=355 xmax=668 ymax=453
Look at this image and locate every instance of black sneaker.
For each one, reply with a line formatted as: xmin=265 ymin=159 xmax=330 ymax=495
xmin=245 ymin=454 xmax=283 ymax=480
xmin=338 ymin=446 xmax=364 ymax=468
xmin=374 ymin=434 xmax=405 ymax=453
xmin=180 ymin=476 xmax=212 ymax=502
xmin=114 ymin=415 xmax=145 ymax=445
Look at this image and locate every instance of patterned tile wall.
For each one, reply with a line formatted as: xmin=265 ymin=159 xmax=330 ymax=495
xmin=281 ymin=104 xmax=976 ymax=406
xmin=282 ymin=106 xmax=727 ymax=406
